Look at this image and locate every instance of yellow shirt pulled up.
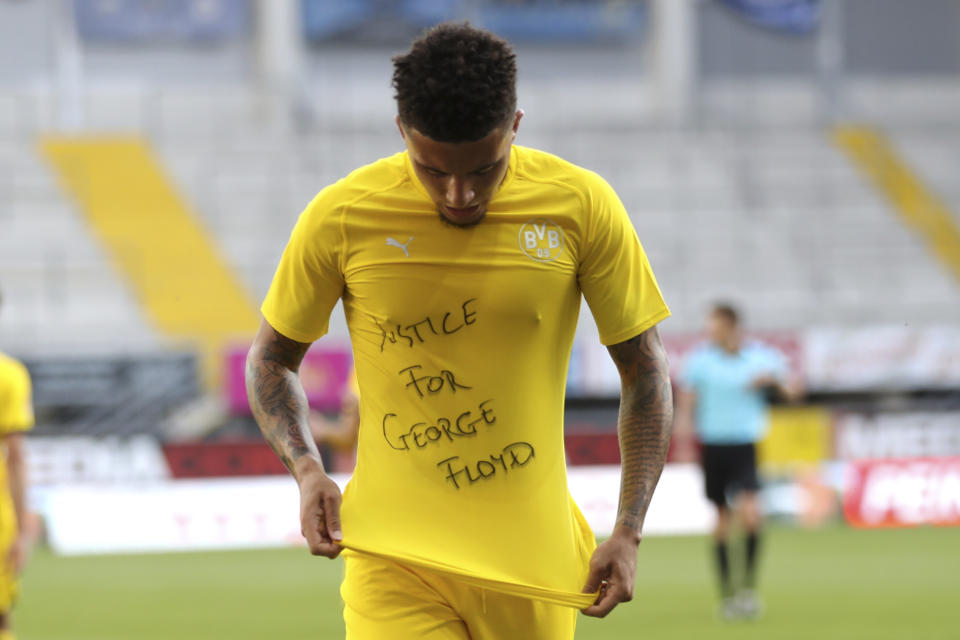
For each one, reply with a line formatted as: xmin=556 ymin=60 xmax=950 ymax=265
xmin=262 ymin=146 xmax=670 ymax=607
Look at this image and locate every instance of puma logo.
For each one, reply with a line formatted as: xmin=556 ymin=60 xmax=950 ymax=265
xmin=386 ymin=236 xmax=413 ymax=257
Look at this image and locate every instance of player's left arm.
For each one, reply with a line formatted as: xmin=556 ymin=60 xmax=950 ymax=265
xmin=5 ymin=433 xmax=29 ymax=574
xmin=582 ymin=325 xmax=673 ymax=618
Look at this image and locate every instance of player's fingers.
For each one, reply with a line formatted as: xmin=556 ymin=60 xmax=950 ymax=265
xmin=314 ymin=508 xmax=328 ymax=537
xmin=302 ymin=506 xmax=329 ymax=555
xmin=305 ymin=529 xmax=342 ymax=558
xmin=311 ymin=540 xmax=343 ymax=559
xmin=581 ymin=591 xmax=615 ymax=617
xmin=302 ymin=504 xmax=344 ymax=559
xmin=580 ymin=566 xmax=603 ymax=596
xmin=323 ymin=492 xmax=343 ymax=542
xmin=303 ymin=523 xmax=325 ymax=555
xmin=581 ymin=581 xmax=628 ymax=618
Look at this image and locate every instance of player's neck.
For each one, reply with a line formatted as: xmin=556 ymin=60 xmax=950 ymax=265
xmin=718 ymin=336 xmax=741 ymax=354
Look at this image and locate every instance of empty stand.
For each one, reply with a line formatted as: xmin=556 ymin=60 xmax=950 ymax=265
xmin=2 ymin=54 xmax=959 ymax=358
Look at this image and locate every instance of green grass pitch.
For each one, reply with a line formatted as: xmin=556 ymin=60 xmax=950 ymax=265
xmin=16 ymin=525 xmax=960 ymax=639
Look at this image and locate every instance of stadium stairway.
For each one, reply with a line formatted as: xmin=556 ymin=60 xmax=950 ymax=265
xmin=0 ymin=137 xmax=162 ymax=355
xmin=39 ymin=137 xmax=260 ymax=385
xmin=833 ymin=126 xmax=960 ymax=286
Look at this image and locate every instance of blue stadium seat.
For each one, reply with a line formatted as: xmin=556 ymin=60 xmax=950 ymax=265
xmin=476 ymin=2 xmax=646 ymax=42
xmin=301 ymin=0 xmax=378 ymax=40
xmin=75 ymin=0 xmax=251 ymax=42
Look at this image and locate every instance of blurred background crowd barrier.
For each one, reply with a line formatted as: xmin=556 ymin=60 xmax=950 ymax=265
xmin=1 ymin=0 xmax=959 ymax=554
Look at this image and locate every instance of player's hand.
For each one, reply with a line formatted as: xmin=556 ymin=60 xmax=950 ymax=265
xmin=295 ymin=457 xmax=343 ymax=559
xmin=783 ymin=375 xmax=805 ymax=403
xmin=750 ymin=373 xmax=778 ymax=390
xmin=580 ymin=525 xmax=640 ymax=618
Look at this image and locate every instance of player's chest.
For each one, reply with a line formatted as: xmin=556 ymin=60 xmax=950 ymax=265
xmin=341 ymin=213 xmax=582 ymax=333
xmin=345 ymin=209 xmax=577 ymax=267
xmin=704 ymin=357 xmax=762 ymax=392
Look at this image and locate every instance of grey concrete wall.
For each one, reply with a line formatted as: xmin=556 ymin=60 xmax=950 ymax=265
xmin=698 ymin=0 xmax=960 ymax=78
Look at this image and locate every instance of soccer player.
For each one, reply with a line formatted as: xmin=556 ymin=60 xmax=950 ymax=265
xmin=675 ymin=303 xmax=802 ymax=620
xmin=0 ymin=293 xmax=34 ymax=640
xmin=246 ymin=23 xmax=673 ymax=638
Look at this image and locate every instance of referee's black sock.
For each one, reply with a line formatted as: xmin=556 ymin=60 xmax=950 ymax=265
xmin=745 ymin=531 xmax=761 ymax=589
xmin=713 ymin=542 xmax=732 ymax=597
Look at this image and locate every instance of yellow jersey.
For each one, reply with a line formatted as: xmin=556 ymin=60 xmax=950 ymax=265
xmin=0 ymin=353 xmax=33 ymax=503
xmin=263 ymin=145 xmax=669 ymax=607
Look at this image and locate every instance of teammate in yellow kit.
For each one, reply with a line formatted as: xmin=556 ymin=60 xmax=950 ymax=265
xmin=0 ymin=295 xmax=34 ymax=640
xmin=246 ymin=23 xmax=674 ymax=638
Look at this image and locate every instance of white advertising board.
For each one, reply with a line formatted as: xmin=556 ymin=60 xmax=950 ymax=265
xmin=28 ymin=436 xmax=171 ymax=485
xmin=804 ymin=326 xmax=960 ymax=391
xmin=835 ymin=412 xmax=960 ymax=460
xmin=43 ymin=465 xmax=713 ymax=555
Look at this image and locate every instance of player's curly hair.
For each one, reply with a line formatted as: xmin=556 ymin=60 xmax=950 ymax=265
xmin=392 ymin=22 xmax=517 ymax=143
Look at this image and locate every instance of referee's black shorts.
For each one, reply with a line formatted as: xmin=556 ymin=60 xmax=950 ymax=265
xmin=701 ymin=443 xmax=760 ymax=507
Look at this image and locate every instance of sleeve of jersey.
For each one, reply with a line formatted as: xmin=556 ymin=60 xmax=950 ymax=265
xmin=0 ymin=365 xmax=34 ymax=434
xmin=261 ymin=190 xmax=346 ymax=344
xmin=578 ymin=172 xmax=670 ymax=346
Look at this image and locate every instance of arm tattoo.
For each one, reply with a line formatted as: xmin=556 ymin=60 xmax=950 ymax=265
xmin=606 ymin=326 xmax=674 ymax=534
xmin=245 ymin=327 xmax=320 ymax=475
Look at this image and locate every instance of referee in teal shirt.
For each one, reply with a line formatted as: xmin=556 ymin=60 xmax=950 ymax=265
xmin=675 ymin=303 xmax=802 ymax=620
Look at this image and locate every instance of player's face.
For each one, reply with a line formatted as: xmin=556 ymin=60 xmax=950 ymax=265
xmin=398 ymin=111 xmax=522 ymax=227
xmin=707 ymin=312 xmax=734 ymax=344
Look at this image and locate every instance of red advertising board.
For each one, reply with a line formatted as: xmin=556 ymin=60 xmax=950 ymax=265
xmin=164 ymin=441 xmax=289 ymax=478
xmin=843 ymin=458 xmax=960 ymax=528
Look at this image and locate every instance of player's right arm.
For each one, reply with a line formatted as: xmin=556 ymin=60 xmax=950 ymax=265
xmin=246 ymin=319 xmax=343 ymax=558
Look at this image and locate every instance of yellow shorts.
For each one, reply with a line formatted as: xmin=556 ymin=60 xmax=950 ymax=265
xmin=341 ymin=551 xmax=578 ymax=640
